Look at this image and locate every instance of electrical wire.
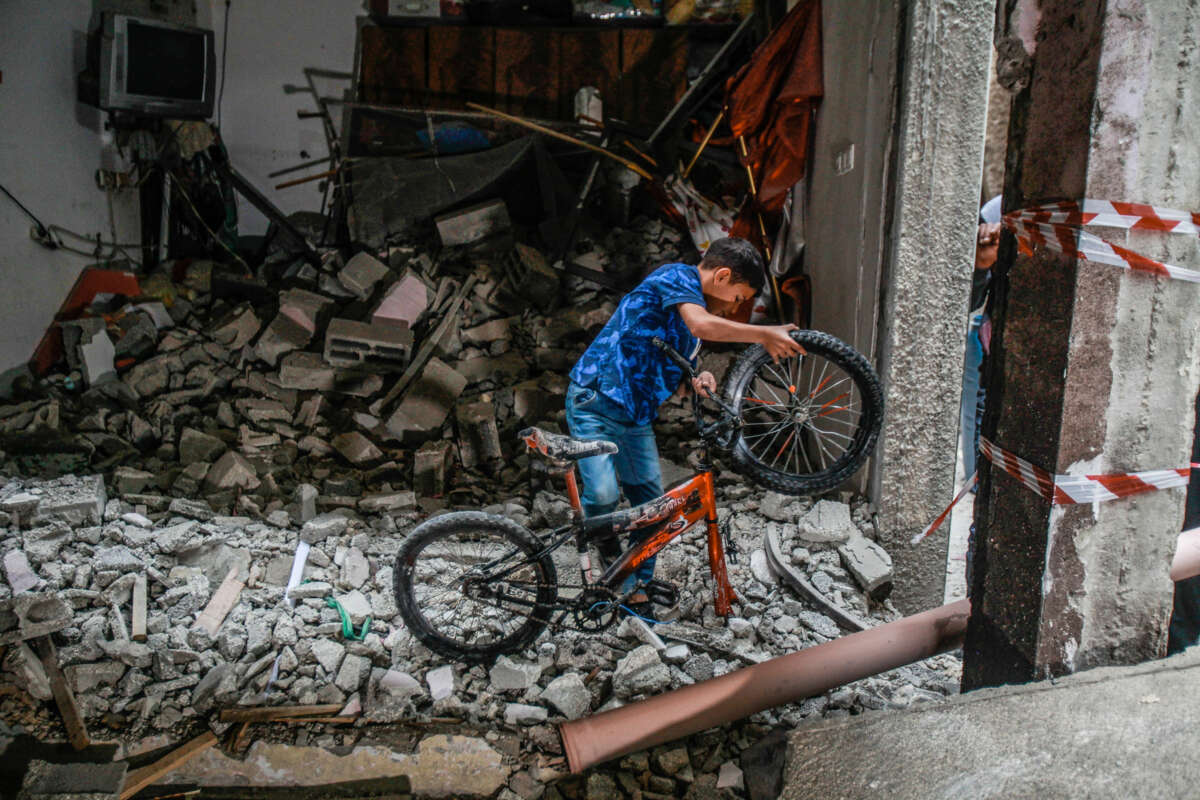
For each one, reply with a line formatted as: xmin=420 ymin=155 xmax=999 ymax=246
xmin=0 ymin=180 xmax=51 ymax=237
xmin=217 ymin=0 xmax=231 ymax=128
xmin=168 ymin=169 xmax=249 ymax=271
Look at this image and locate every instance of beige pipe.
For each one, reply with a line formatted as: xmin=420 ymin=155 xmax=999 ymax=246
xmin=561 ymin=598 xmax=970 ymax=772
xmin=561 ymin=527 xmax=1200 ymax=773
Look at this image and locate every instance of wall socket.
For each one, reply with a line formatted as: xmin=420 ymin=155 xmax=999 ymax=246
xmin=834 ymin=143 xmax=856 ymax=176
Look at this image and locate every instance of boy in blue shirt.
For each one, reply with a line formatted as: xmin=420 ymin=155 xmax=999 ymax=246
xmin=567 ymin=237 xmax=805 ymax=614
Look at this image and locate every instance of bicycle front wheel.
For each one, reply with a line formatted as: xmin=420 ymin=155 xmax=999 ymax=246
xmin=721 ymin=329 xmax=883 ymax=494
xmin=394 ymin=511 xmax=558 ymax=663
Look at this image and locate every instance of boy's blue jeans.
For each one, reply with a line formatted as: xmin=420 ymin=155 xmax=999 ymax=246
xmin=565 ymin=382 xmax=663 ymax=589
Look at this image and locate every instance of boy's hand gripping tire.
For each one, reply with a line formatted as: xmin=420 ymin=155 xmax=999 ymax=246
xmin=720 ymin=329 xmax=883 ymax=495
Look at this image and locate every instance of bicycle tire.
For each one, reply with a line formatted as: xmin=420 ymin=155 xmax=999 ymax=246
xmin=394 ymin=511 xmax=558 ymax=663
xmin=720 ymin=329 xmax=883 ymax=495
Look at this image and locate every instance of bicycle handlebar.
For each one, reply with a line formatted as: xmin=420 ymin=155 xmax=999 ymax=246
xmin=651 ymin=337 xmax=697 ymax=378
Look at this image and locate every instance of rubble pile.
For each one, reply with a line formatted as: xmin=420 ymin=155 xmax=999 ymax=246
xmin=0 ymin=218 xmax=961 ymax=798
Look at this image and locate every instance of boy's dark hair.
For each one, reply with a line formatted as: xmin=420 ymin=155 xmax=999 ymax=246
xmin=699 ymin=237 xmax=766 ymax=292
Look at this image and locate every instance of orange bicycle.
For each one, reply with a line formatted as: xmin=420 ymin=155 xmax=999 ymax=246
xmin=394 ymin=333 xmax=882 ymax=662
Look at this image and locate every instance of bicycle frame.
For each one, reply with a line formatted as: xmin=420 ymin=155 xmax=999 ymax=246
xmin=558 ymin=465 xmax=738 ymax=616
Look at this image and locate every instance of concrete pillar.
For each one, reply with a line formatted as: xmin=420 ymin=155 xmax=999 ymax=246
xmin=871 ymin=0 xmax=994 ymax=613
xmin=963 ymin=0 xmax=1200 ymax=689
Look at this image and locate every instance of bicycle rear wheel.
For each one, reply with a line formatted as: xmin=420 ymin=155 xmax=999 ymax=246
xmin=720 ymin=329 xmax=883 ymax=495
xmin=394 ymin=511 xmax=558 ymax=663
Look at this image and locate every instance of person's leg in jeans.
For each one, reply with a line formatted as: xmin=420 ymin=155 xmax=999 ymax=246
xmin=960 ymin=313 xmax=984 ymax=480
xmin=611 ymin=422 xmax=664 ymax=588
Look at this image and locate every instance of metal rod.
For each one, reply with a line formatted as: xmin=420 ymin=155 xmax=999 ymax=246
xmin=738 ymin=135 xmax=784 ymax=320
xmin=647 ymin=13 xmax=756 ymax=148
xmin=682 ymin=109 xmax=725 ymax=180
xmin=275 ymin=167 xmax=338 ymax=190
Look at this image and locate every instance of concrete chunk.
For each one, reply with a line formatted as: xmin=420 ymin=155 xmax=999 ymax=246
xmin=204 ymin=451 xmax=260 ymax=492
xmin=338 ymin=252 xmax=390 ymax=299
xmin=796 ymin=500 xmax=857 ymax=543
xmin=371 ymin=271 xmax=431 ymax=329
xmin=435 ymin=199 xmax=511 ymax=246
xmin=4 ymin=549 xmax=40 ymax=593
xmin=838 ymin=533 xmax=894 ymax=600
xmin=34 ymin=474 xmax=107 ymax=525
xmin=540 ymin=672 xmax=591 ymax=720
xmin=385 ymin=358 xmax=467 ymax=438
xmin=324 ymin=318 xmax=413 ymax=371
xmin=331 ymin=432 xmax=384 ymax=466
xmin=488 ymin=656 xmax=542 ymax=692
xmin=178 ymin=428 xmax=227 ymax=465
xmin=19 ymin=759 xmax=127 ymax=799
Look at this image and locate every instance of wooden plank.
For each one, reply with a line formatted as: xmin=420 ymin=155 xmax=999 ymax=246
xmin=495 ymin=29 xmax=561 ymax=120
xmin=618 ymin=28 xmax=689 ymax=128
xmin=194 ymin=567 xmax=244 ymax=637
xmin=119 ymin=731 xmax=218 ymax=800
xmin=358 ymin=25 xmax=427 ymax=107
xmin=427 ymin=27 xmax=496 ymax=110
xmin=218 ymin=703 xmax=344 ymax=723
xmin=559 ymin=29 xmax=621 ymax=121
xmin=31 ymin=635 xmax=89 ymax=751
xmin=281 ymin=715 xmax=360 ymax=725
xmin=131 ymin=573 xmax=147 ymax=642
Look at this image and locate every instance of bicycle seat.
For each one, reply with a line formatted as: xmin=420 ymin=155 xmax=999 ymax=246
xmin=520 ymin=427 xmax=618 ymax=462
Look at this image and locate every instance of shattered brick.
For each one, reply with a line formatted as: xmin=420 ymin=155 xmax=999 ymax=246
xmin=338 ymin=252 xmax=391 ymax=299
xmin=372 ymin=271 xmax=432 ymax=329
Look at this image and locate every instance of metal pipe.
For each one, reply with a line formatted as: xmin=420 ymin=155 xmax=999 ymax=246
xmin=560 ymin=598 xmax=970 ymax=772
xmin=562 ymin=527 xmax=1200 ymax=773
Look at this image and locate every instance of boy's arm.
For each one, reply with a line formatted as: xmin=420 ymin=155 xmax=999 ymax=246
xmin=677 ymin=303 xmax=805 ymax=361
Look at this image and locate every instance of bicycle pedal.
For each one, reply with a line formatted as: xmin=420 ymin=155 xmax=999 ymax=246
xmin=642 ymin=579 xmax=678 ymax=607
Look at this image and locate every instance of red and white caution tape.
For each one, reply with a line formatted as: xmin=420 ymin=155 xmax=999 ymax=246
xmin=1004 ymin=199 xmax=1200 ymax=285
xmin=911 ymin=471 xmax=977 ymax=544
xmin=980 ymin=437 xmax=1199 ymax=505
xmin=913 ymin=440 xmax=1200 ymax=544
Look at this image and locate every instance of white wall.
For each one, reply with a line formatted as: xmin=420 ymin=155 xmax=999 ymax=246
xmin=200 ymin=0 xmax=361 ymax=235
xmin=0 ymin=1 xmax=142 ymax=372
xmin=0 ymin=1 xmax=364 ymax=373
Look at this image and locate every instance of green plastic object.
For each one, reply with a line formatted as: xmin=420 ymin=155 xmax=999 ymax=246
xmin=324 ymin=595 xmax=371 ymax=642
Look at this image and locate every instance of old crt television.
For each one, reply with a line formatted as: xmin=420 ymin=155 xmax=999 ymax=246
xmin=93 ymin=13 xmax=216 ymax=118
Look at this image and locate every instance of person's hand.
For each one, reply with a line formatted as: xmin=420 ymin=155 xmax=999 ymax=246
xmin=760 ymin=324 xmax=805 ymax=362
xmin=691 ymin=370 xmax=717 ymax=398
xmin=975 ymin=222 xmax=1002 ymax=270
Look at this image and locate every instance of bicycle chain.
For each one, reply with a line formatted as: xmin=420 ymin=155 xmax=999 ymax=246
xmin=468 ymin=578 xmax=627 ymax=635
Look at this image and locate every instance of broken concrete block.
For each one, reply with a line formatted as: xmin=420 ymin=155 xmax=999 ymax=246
xmin=112 ymin=466 xmax=155 ymax=495
xmin=358 ymin=491 xmax=416 ymax=513
xmin=540 ymin=672 xmax=591 ymax=720
xmin=210 ymin=304 xmax=261 ymax=350
xmin=278 ymin=288 xmax=334 ymax=334
xmin=385 ymin=358 xmax=467 ymax=438
xmin=335 ymin=590 xmax=371 ymax=626
xmin=300 ymin=513 xmax=348 ymax=544
xmin=838 ymin=533 xmax=894 ymax=600
xmin=34 ymin=474 xmax=107 ymax=525
xmin=324 ymin=318 xmax=414 ymax=371
xmin=5 ymin=641 xmax=51 ymax=700
xmin=494 ymin=243 xmax=560 ymax=315
xmin=435 ymin=199 xmax=511 ymax=246
xmin=456 ymin=401 xmax=502 ymax=469
xmin=413 ymin=440 xmax=453 ymax=497
xmin=504 ymin=702 xmax=549 ymax=725
xmin=296 ymin=483 xmax=318 ymax=523
xmin=3 ymin=549 xmax=40 ymax=593
xmin=332 ymin=432 xmax=384 ymax=466
xmin=612 ymin=644 xmax=671 ymax=699
xmin=427 ymin=665 xmax=454 ymax=700
xmin=453 ymin=352 xmax=528 ymax=386
xmin=254 ymin=314 xmax=312 ymax=368
xmin=178 ymin=428 xmax=227 ymax=465
xmin=335 ymin=653 xmax=370 ymax=693
xmin=18 ymin=759 xmax=127 ymax=800
xmin=64 ymin=661 xmax=126 ymax=694
xmin=204 ymin=451 xmax=261 ymax=492
xmin=488 ymin=656 xmax=542 ymax=692
xmin=338 ymin=252 xmax=390 ymax=299
xmin=79 ymin=328 xmax=117 ymax=386
xmin=280 ymin=352 xmax=384 ymax=397
xmin=462 ymin=316 xmax=516 ymax=346
xmin=796 ymin=500 xmax=857 ymax=544
xmin=0 ymin=592 xmax=74 ymax=644
xmin=340 ymin=547 xmax=371 ymax=589
xmin=371 ymin=271 xmax=432 ymax=329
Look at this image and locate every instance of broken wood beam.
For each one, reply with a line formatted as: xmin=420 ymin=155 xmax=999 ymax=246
xmin=31 ymin=635 xmax=90 ymax=751
xmin=131 ymin=573 xmax=147 ymax=642
xmin=281 ymin=715 xmax=359 ymax=725
xmin=119 ymin=731 xmax=218 ymax=800
xmin=372 ymin=273 xmax=478 ymax=413
xmin=465 ymin=102 xmax=655 ymax=181
xmin=194 ymin=567 xmax=244 ymax=637
xmin=219 ymin=703 xmax=344 ymax=723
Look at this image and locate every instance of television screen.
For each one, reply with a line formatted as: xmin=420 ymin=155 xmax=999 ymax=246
xmin=126 ymin=21 xmax=207 ymax=101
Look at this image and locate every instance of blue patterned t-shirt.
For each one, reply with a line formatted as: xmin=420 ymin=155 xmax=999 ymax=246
xmin=569 ymin=263 xmax=706 ymax=426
